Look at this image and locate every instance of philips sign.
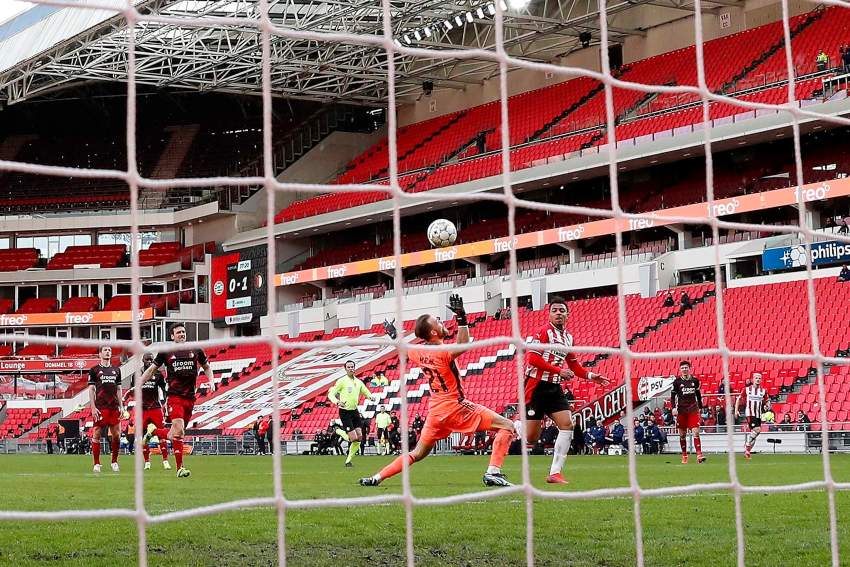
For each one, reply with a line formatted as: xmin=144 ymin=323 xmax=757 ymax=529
xmin=762 ymin=240 xmax=850 ymax=271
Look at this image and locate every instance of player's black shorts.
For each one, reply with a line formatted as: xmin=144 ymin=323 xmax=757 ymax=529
xmin=339 ymin=409 xmax=362 ymax=432
xmin=747 ymin=416 xmax=762 ymax=429
xmin=526 ymin=380 xmax=571 ymax=420
xmin=376 ymin=427 xmax=388 ymax=441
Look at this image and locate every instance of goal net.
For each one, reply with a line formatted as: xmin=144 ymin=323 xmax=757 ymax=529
xmin=1 ymin=0 xmax=849 ymax=565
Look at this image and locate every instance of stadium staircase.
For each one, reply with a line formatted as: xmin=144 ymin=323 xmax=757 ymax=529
xmin=524 ymin=82 xmax=605 ymax=143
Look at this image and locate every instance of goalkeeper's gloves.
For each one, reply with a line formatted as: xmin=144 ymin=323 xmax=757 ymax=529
xmin=383 ymin=318 xmax=397 ymax=340
xmin=447 ymin=294 xmax=468 ymax=326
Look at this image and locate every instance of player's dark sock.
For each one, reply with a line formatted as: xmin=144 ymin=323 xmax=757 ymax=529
xmin=694 ymin=437 xmax=702 ymax=455
xmin=92 ymin=438 xmax=101 ymax=465
xmin=111 ymin=437 xmax=120 ymax=463
xmin=173 ymin=436 xmax=184 ymax=469
xmin=679 ymin=436 xmax=687 ymax=455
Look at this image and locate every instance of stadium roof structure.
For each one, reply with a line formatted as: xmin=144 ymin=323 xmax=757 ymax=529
xmin=0 ymin=0 xmax=741 ymax=105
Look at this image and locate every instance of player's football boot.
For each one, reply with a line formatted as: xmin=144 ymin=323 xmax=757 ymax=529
xmin=345 ymin=462 xmax=353 ymax=468
xmin=359 ymin=477 xmax=380 ymax=486
xmin=697 ymin=454 xmax=707 ymax=464
xmin=744 ymin=449 xmax=751 ymax=460
xmin=111 ymin=462 xmax=120 ymax=473
xmin=163 ymin=460 xmax=171 ymax=470
xmin=545 ymin=473 xmax=569 ymax=484
xmin=93 ymin=464 xmax=102 ymax=473
xmin=483 ymin=473 xmax=513 ymax=487
xmin=177 ymin=467 xmax=191 ymax=478
xmin=144 ymin=461 xmax=151 ymax=470
xmin=681 ymin=454 xmax=688 ymax=464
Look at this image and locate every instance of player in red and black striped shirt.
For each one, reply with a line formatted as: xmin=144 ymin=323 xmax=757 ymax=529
xmin=523 ymin=297 xmax=608 ymax=485
xmin=87 ymin=345 xmax=124 ymax=473
xmin=125 ymin=353 xmax=170 ymax=470
xmin=140 ymin=323 xmax=215 ymax=478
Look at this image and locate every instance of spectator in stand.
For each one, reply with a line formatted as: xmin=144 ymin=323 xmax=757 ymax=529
xmin=700 ymin=405 xmax=711 ymax=424
xmin=838 ymin=218 xmax=849 ymax=236
xmin=717 ymin=382 xmax=725 ymax=395
xmin=611 ymin=419 xmax=625 ymax=447
xmin=647 ymin=421 xmax=666 ymax=454
xmin=653 ymin=407 xmax=664 ymax=426
xmin=590 ymin=422 xmax=607 ymax=454
xmin=780 ymin=413 xmax=794 ymax=431
xmin=796 ymin=410 xmax=812 ymax=431
xmin=843 ymin=45 xmax=850 ymax=74
xmin=126 ymin=421 xmax=135 ymax=455
xmin=680 ymin=292 xmax=692 ymax=311
xmin=703 ymin=407 xmax=717 ymax=432
xmin=583 ymin=428 xmax=594 ymax=454
xmin=264 ymin=416 xmax=274 ymax=455
xmin=370 ymin=371 xmax=389 ymax=388
xmin=411 ymin=413 xmax=425 ymax=440
xmin=716 ymin=405 xmax=727 ymax=433
xmin=663 ymin=407 xmax=675 ymax=427
xmin=761 ymin=404 xmax=776 ymax=431
xmin=640 ymin=420 xmax=654 ymax=455
xmin=389 ymin=411 xmax=401 ymax=453
xmin=256 ymin=417 xmax=269 ymax=455
xmin=663 ymin=291 xmax=674 ymax=308
xmin=838 ymin=265 xmax=850 ymax=283
xmin=629 ymin=419 xmax=645 ymax=453
xmin=817 ymin=49 xmax=830 ymax=71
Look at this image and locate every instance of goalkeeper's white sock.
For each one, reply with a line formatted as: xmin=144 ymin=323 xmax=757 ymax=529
xmin=486 ymin=465 xmax=501 ymax=474
xmin=549 ymin=429 xmax=573 ymax=476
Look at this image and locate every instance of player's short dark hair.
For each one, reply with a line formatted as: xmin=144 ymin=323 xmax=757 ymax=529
xmin=168 ymin=322 xmax=186 ymax=337
xmin=414 ymin=314 xmax=433 ymax=340
xmin=99 ymin=344 xmax=111 ymax=353
xmin=344 ymin=360 xmax=355 ymax=367
xmin=679 ymin=360 xmax=691 ymax=368
xmin=549 ymin=296 xmax=567 ymax=307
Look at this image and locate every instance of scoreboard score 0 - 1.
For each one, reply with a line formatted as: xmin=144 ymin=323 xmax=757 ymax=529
xmin=211 ymin=245 xmax=268 ymax=327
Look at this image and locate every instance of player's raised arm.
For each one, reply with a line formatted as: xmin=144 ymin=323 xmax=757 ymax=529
xmin=447 ymin=294 xmax=474 ymax=359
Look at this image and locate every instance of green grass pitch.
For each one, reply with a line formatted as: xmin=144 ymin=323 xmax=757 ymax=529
xmin=1 ymin=453 xmax=849 ymax=566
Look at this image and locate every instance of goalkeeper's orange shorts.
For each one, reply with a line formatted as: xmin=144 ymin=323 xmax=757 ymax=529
xmin=419 ymin=399 xmax=495 ymax=444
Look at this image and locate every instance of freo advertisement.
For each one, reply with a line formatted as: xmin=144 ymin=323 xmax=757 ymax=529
xmin=0 ymin=308 xmax=154 ymax=328
xmin=762 ymin=240 xmax=850 ymax=271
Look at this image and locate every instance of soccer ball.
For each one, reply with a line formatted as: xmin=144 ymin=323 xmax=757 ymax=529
xmin=427 ymin=219 xmax=457 ymax=248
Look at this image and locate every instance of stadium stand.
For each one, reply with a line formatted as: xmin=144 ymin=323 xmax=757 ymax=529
xmin=273 ymin=6 xmax=840 ymax=223
xmin=0 ymin=248 xmax=39 ymax=271
xmin=46 ymin=245 xmax=126 ymax=270
xmin=15 ymin=297 xmax=58 ymax=314
xmin=0 ymin=407 xmax=61 ymax=440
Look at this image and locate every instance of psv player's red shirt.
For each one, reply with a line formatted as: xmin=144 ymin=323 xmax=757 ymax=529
xmin=154 ymin=349 xmax=208 ymax=401
xmin=88 ymin=364 xmax=122 ymax=410
xmin=408 ymin=349 xmax=464 ymax=407
xmin=524 ymin=323 xmax=588 ymax=403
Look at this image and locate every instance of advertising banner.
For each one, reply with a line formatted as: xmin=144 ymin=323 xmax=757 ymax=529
xmin=275 ymin=179 xmax=847 ymax=286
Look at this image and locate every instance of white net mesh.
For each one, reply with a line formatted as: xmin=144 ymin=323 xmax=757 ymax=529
xmin=1 ymin=0 xmax=850 ymax=565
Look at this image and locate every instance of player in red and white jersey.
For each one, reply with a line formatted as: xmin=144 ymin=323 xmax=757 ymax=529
xmin=87 ymin=345 xmax=124 ymax=474
xmin=360 ymin=295 xmax=516 ymax=488
xmin=670 ymin=360 xmax=706 ymax=464
xmin=124 ymin=353 xmax=170 ymax=471
xmin=736 ymin=373 xmax=769 ymax=460
xmin=523 ymin=297 xmax=609 ymax=485
xmin=140 ymin=323 xmax=215 ymax=478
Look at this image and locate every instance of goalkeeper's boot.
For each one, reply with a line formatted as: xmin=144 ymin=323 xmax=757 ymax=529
xmin=483 ymin=472 xmax=513 ymax=487
xmin=697 ymin=453 xmax=707 ymax=464
xmin=546 ymin=473 xmax=569 ymax=485
xmin=177 ymin=467 xmax=191 ymax=478
xmin=144 ymin=461 xmax=151 ymax=471
xmin=681 ymin=454 xmax=688 ymax=465
xmin=93 ymin=464 xmax=102 ymax=474
xmin=359 ymin=477 xmax=381 ymax=486
xmin=163 ymin=460 xmax=171 ymax=470
xmin=345 ymin=461 xmax=353 ymax=468
xmin=111 ymin=462 xmax=120 ymax=473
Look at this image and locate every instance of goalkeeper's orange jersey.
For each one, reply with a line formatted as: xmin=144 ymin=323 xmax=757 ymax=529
xmin=408 ymin=349 xmax=464 ymax=406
